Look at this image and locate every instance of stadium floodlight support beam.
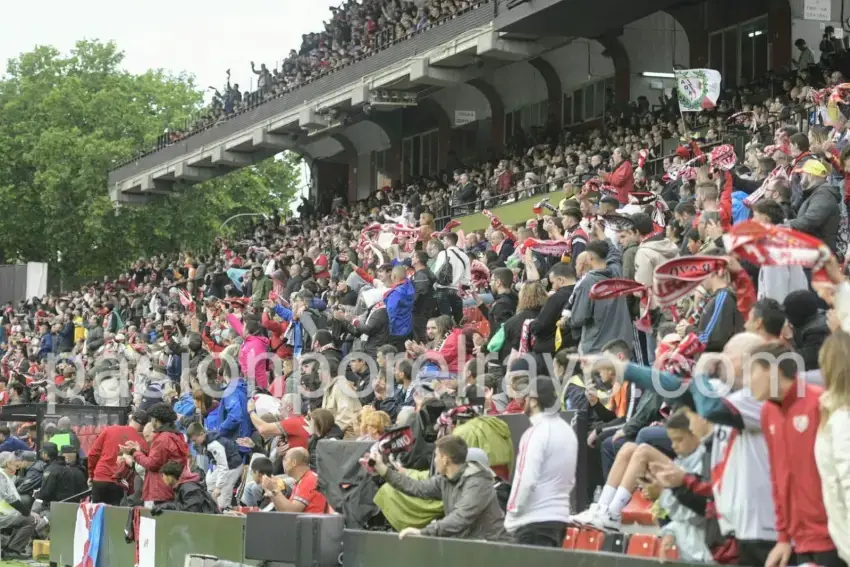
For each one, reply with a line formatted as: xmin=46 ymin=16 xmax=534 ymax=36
xmin=409 ymin=59 xmax=473 ymax=86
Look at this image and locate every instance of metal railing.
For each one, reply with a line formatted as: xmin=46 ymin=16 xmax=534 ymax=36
xmin=114 ymin=1 xmax=491 ymax=169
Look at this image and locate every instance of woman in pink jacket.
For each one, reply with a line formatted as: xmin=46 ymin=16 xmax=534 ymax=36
xmin=227 ymin=313 xmax=270 ymax=390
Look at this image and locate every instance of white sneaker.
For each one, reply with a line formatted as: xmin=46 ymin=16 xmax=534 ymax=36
xmin=586 ymin=512 xmax=621 ymax=532
xmin=568 ymin=503 xmax=601 ymax=526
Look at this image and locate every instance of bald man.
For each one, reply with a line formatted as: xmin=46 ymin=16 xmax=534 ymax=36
xmin=490 ymin=230 xmax=515 ymax=264
xmin=614 ymin=332 xmax=777 ymax=565
xmin=261 ymin=447 xmax=328 ymax=514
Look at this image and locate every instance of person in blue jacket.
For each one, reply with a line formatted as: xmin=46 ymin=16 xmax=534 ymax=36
xmin=384 ymin=266 xmax=415 ymax=351
xmin=217 ymin=369 xmax=253 ymax=446
xmin=0 ymin=426 xmax=30 ymax=453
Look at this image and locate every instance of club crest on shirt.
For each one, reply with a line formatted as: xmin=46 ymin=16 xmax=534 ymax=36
xmin=793 ymin=415 xmax=809 ymax=433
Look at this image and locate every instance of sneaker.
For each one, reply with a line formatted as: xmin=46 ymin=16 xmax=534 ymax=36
xmin=567 ymin=503 xmax=601 ymax=526
xmin=586 ymin=512 xmax=622 ymax=532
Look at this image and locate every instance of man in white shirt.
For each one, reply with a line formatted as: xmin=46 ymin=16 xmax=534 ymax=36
xmin=431 ymin=232 xmax=471 ymax=324
xmin=0 ymin=452 xmax=38 ymax=559
xmin=505 ymin=377 xmax=578 ymax=547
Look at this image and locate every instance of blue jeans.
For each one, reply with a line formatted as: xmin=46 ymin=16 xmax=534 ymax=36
xmin=601 ymin=425 xmax=674 ymax=479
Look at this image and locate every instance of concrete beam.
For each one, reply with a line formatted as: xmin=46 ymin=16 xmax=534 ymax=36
xmin=174 ymin=162 xmax=215 ymax=182
xmin=211 ymin=146 xmax=253 ymax=167
xmin=299 ymin=108 xmax=326 ymax=130
xmin=225 ymin=134 xmax=254 ymax=152
xmin=409 ymin=59 xmax=470 ymax=87
xmin=140 ymin=176 xmax=177 ymax=195
xmin=476 ymin=32 xmax=539 ymax=61
xmin=187 ymin=151 xmax=215 ymax=168
xmin=252 ymin=128 xmax=291 ymax=150
xmin=109 ymin=186 xmax=151 ymax=205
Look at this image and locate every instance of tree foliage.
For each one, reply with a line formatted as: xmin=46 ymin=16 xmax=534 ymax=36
xmin=0 ymin=40 xmax=301 ymax=279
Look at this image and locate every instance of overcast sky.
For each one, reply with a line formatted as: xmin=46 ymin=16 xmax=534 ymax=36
xmin=1 ymin=0 xmax=335 ymax=208
xmin=1 ymin=0 xmax=335 ymax=95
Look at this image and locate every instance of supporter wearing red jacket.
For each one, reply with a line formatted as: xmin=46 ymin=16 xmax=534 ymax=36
xmin=751 ymin=343 xmax=841 ymax=567
xmin=124 ymin=403 xmax=190 ymax=505
xmin=89 ymin=410 xmax=150 ymax=505
xmin=602 ymin=147 xmax=634 ymax=205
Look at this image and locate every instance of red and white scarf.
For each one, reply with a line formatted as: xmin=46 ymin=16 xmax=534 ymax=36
xmin=482 ymin=210 xmax=517 ymax=242
xmin=722 ymin=220 xmax=831 ymax=269
xmin=589 ymin=279 xmax=653 ymax=333
xmin=742 ymin=166 xmax=790 ymax=207
xmin=518 ymin=237 xmax=571 ymax=257
xmin=653 ymin=256 xmax=728 ymax=307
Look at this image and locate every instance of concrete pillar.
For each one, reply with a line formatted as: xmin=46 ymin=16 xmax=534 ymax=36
xmin=418 ymin=99 xmax=452 ymax=171
xmin=528 ymin=58 xmax=563 ymax=125
xmin=665 ymin=4 xmax=708 ymax=68
xmin=595 ymin=35 xmax=631 ymax=104
xmin=468 ymin=78 xmax=506 ymax=153
xmin=330 ymin=134 xmax=358 ymax=203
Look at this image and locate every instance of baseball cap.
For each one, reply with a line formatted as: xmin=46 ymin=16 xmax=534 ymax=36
xmin=60 ymin=445 xmax=77 ymax=455
xmin=15 ymin=451 xmax=36 ymax=463
xmin=131 ymin=409 xmax=150 ymax=426
xmin=793 ymin=160 xmax=829 ymax=177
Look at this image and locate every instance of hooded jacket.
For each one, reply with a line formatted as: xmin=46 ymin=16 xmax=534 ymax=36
xmin=217 ymin=377 xmax=253 ymax=443
xmin=385 ymin=279 xmax=415 ymax=338
xmin=227 ymin=313 xmax=270 ymax=390
xmin=815 ymin=406 xmax=850 ymax=564
xmin=634 ymin=234 xmax=680 ymax=288
xmin=251 ymin=274 xmax=273 ymax=309
xmin=479 ymin=291 xmax=518 ymax=342
xmin=133 ymin=425 xmax=190 ymax=503
xmin=569 ymin=243 xmax=633 ymax=354
xmin=384 ymin=461 xmax=507 ymax=540
xmin=788 ymin=180 xmax=843 ymax=255
xmin=659 ymin=444 xmax=713 ymax=562
xmin=155 ymin=470 xmax=220 ymax=515
xmin=88 ymin=425 xmax=149 ymax=484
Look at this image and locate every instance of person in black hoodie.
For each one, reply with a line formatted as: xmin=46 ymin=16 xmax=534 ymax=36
xmin=152 ymin=460 xmax=220 ymax=515
xmin=412 ymin=251 xmax=437 ymax=342
xmin=529 ymin=263 xmax=577 ymax=360
xmin=36 ymin=443 xmax=87 ymax=511
xmin=306 ymin=409 xmax=344 ymax=471
xmin=477 ymin=268 xmax=517 ymax=345
xmin=783 ymin=289 xmax=830 ymax=371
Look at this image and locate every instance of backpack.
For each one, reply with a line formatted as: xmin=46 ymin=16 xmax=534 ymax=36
xmin=436 ymin=249 xmax=464 ymax=287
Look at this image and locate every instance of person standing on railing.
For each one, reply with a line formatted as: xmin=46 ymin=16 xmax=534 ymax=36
xmin=601 ymin=147 xmax=634 ymax=206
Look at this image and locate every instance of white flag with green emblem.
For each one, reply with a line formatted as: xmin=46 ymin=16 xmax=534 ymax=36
xmin=674 ymin=69 xmax=722 ymax=112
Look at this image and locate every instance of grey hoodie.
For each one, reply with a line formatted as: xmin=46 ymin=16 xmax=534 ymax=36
xmin=384 ymin=461 xmax=507 ymax=540
xmin=569 ymin=240 xmax=634 ymax=354
xmin=634 ymin=235 xmax=680 ymax=288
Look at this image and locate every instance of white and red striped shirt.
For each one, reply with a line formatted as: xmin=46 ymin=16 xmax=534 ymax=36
xmin=505 ymin=412 xmax=578 ymax=531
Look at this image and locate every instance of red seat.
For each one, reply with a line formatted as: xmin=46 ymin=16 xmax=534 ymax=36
xmin=94 ymin=425 xmax=106 ymax=435
xmin=627 ymin=534 xmax=659 ymax=557
xmin=71 ymin=425 xmax=81 ymax=434
xmin=79 ymin=425 xmax=94 ymax=436
xmin=562 ymin=527 xmax=579 ymax=549
xmin=575 ymin=529 xmax=606 ymax=551
xmin=622 ymin=491 xmax=655 ymax=525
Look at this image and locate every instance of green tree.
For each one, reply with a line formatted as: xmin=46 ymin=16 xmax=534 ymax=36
xmin=0 ymin=40 xmax=301 ymax=281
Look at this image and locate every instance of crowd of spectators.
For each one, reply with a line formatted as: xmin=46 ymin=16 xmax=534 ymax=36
xmin=2 ymin=45 xmax=850 ymax=565
xmin=144 ymin=0 xmax=486 ymax=157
